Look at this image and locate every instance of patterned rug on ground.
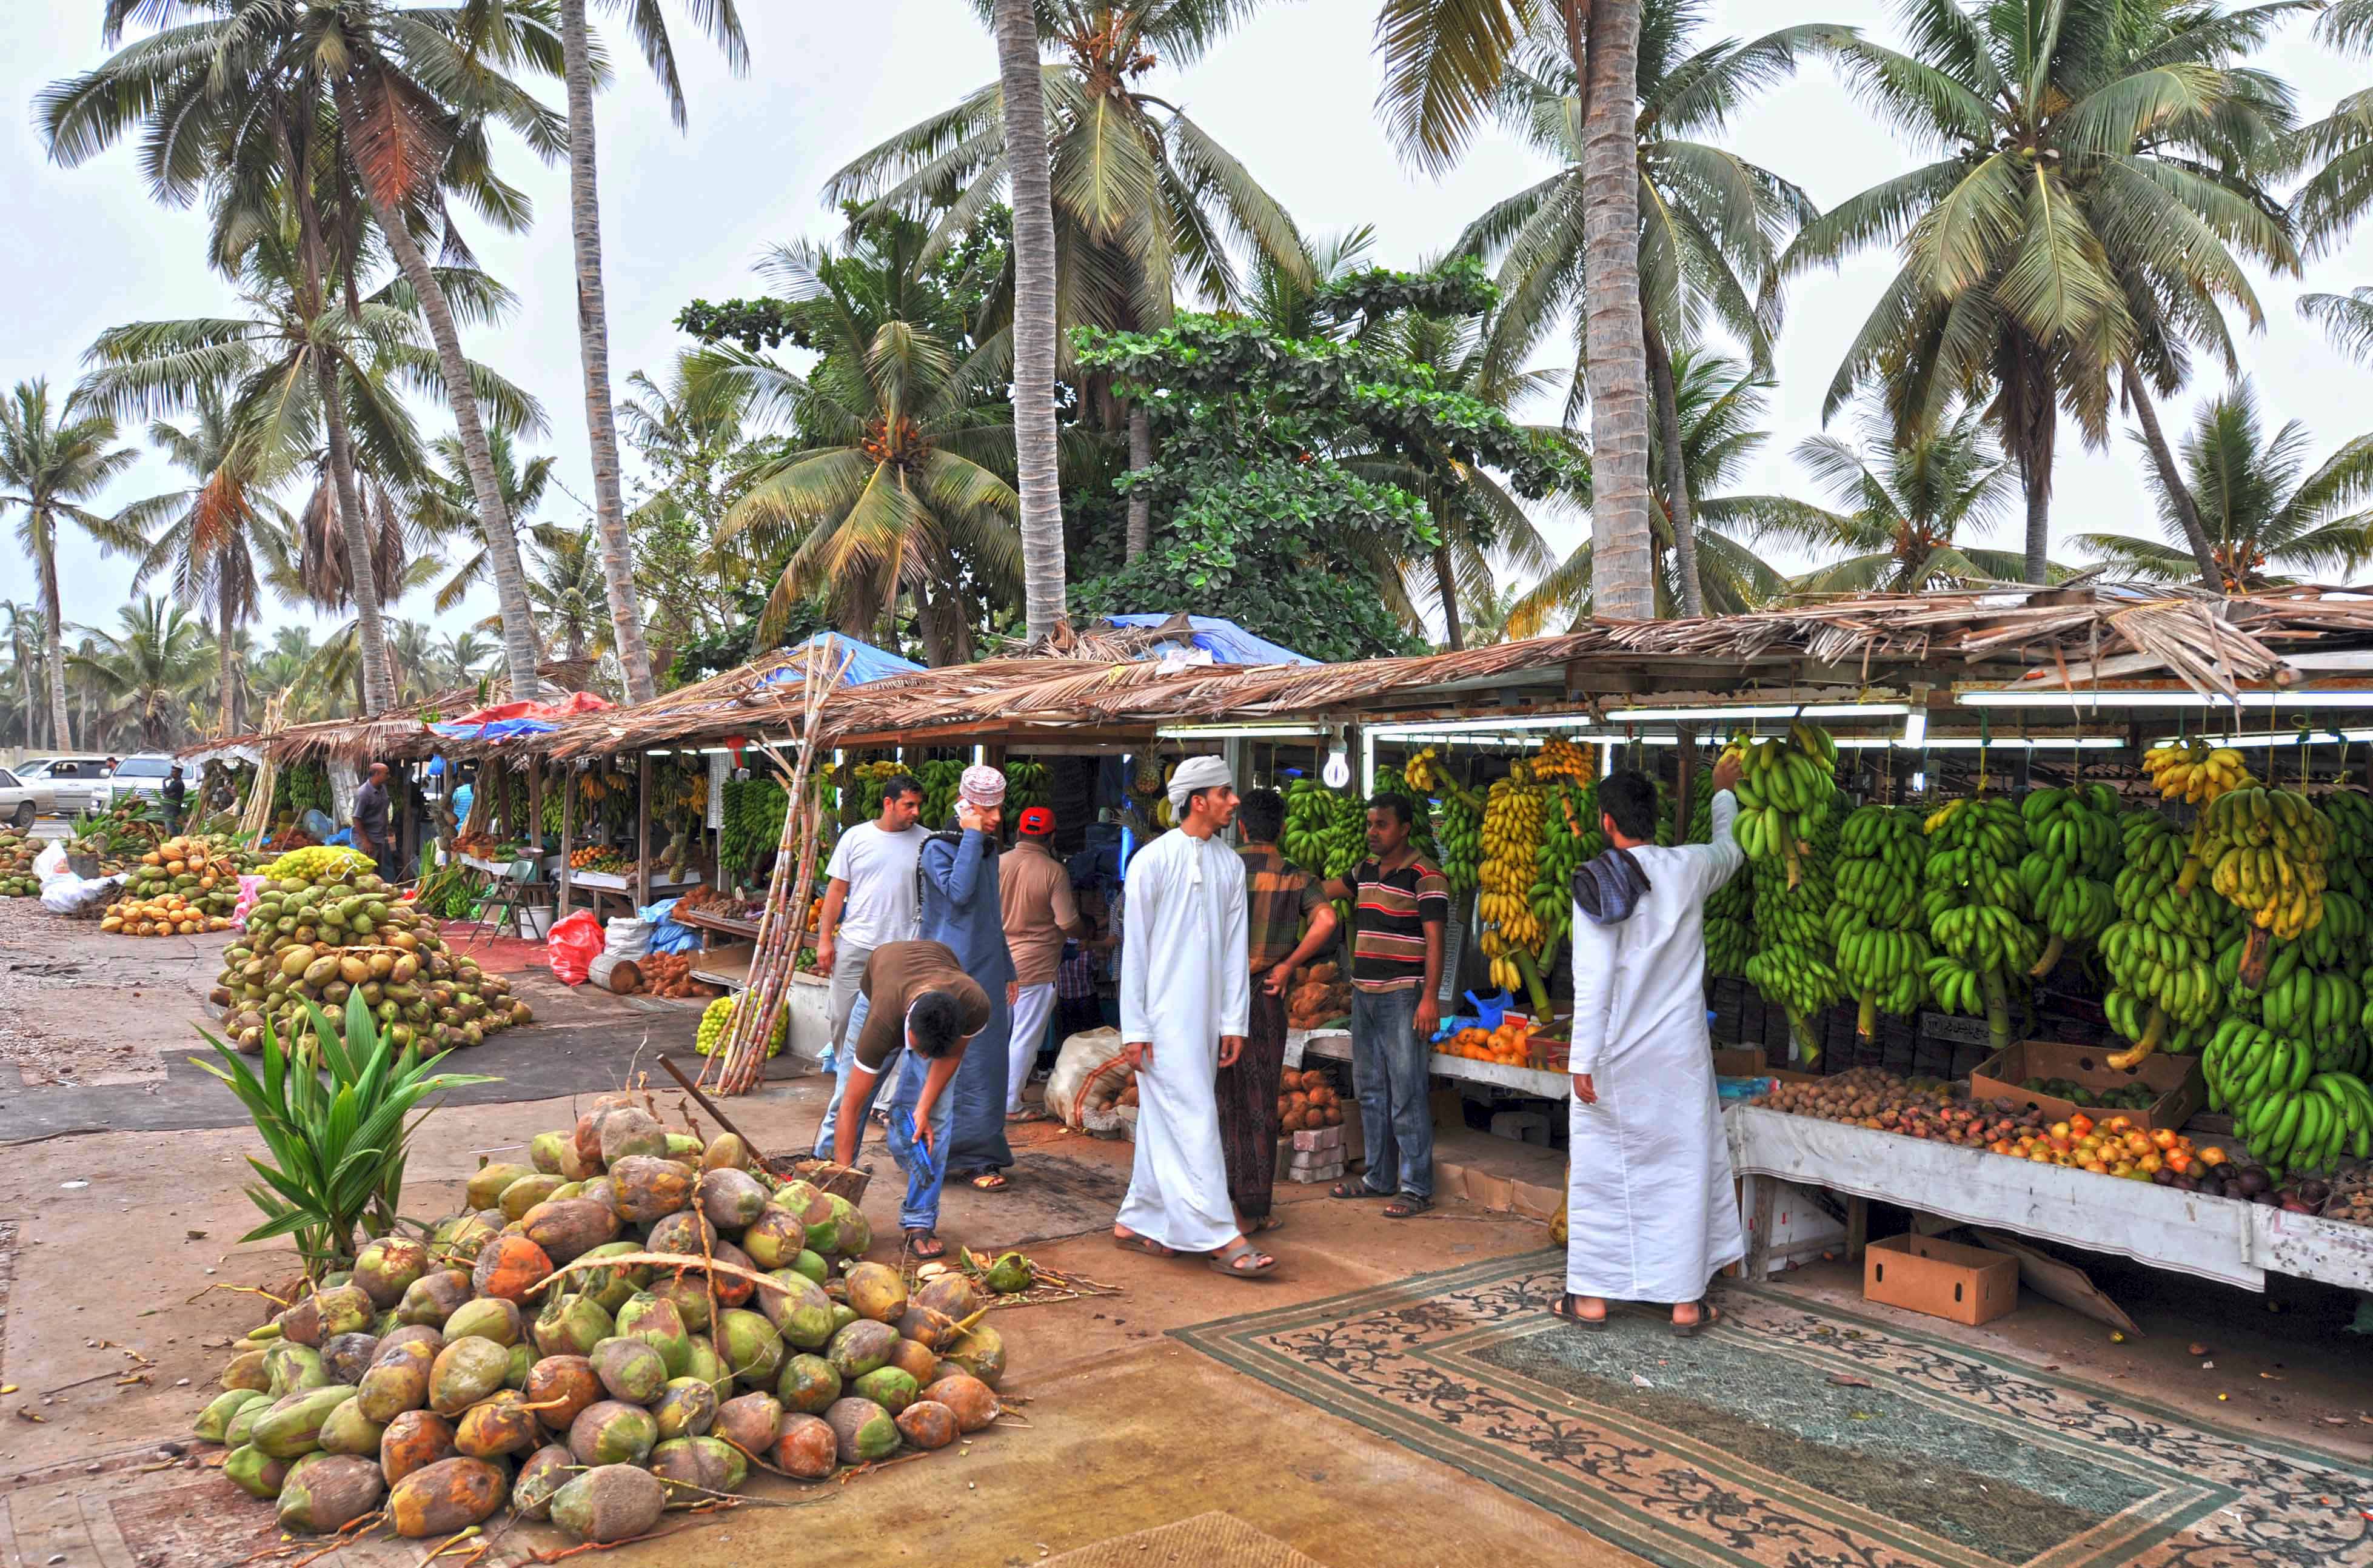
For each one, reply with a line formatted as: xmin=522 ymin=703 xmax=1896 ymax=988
xmin=1173 ymin=1251 xmax=2371 ymax=1568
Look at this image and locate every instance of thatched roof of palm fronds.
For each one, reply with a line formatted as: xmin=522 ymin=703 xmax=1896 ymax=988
xmin=227 ymin=587 xmax=2373 ymax=764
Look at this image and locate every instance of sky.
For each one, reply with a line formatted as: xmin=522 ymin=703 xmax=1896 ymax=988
xmin=6 ymin=0 xmax=2372 ymax=648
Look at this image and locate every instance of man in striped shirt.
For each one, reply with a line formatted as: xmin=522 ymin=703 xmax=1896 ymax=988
xmin=1322 ymin=794 xmax=1448 ymax=1218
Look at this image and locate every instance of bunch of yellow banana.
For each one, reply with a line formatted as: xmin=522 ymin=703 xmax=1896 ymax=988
xmin=1403 ymin=746 xmax=1445 ymax=796
xmin=1476 ymin=776 xmax=1550 ymax=957
xmin=1726 ymin=723 xmax=1839 ymax=886
xmin=2098 ymin=811 xmax=2230 ymax=1065
xmin=1533 ymin=735 xmax=1596 ymax=784
xmin=1828 ymin=804 xmax=1930 ymax=1036
xmin=2194 ymin=785 xmax=2333 ymax=943
xmin=2141 ymin=739 xmax=2251 ymax=804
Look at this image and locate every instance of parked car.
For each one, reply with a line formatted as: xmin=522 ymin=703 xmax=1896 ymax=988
xmin=0 ymin=766 xmax=47 ymax=828
xmin=14 ymin=756 xmax=112 ymax=816
xmin=104 ymin=754 xmax=184 ymax=808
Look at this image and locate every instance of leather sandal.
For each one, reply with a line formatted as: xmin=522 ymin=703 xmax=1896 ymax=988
xmin=1207 ymin=1239 xmax=1277 ymax=1278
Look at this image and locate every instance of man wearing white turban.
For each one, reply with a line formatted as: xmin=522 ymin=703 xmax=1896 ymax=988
xmin=1112 ymin=755 xmax=1277 ymax=1278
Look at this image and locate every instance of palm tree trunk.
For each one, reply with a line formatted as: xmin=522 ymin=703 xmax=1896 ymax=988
xmin=218 ymin=571 xmax=237 ymax=736
xmin=2124 ymin=366 xmax=2224 ymax=595
xmin=2010 ymin=341 xmax=2055 ymax=585
xmin=1644 ymin=318 xmax=1703 ymax=617
xmin=36 ymin=532 xmax=72 ymax=749
xmin=1432 ymin=542 xmax=1465 ymax=651
xmin=992 ymin=0 xmax=1069 ymax=640
xmin=558 ymin=0 xmax=658 ymax=704
xmin=1125 ymin=402 xmax=1152 ymax=561
xmin=1575 ymin=0 xmax=1656 ymax=622
xmin=338 ymin=127 xmax=544 ymax=705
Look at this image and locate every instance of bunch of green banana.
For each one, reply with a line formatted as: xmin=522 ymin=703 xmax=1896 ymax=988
xmin=2192 ymin=785 xmax=2334 ymax=964
xmin=1726 ymin=723 xmax=1839 ymax=886
xmin=1922 ymin=794 xmax=2035 ymax=1055
xmin=2098 ymin=811 xmax=2228 ymax=1066
xmin=1745 ymin=797 xmax=1843 ymax=1063
xmin=1437 ymin=793 xmax=1483 ymax=893
xmin=1281 ymin=778 xmax=1344 ymax=877
xmin=2321 ymin=789 xmax=2373 ymax=903
xmin=918 ymin=757 xmax=967 ymax=828
xmin=1828 ymin=804 xmax=1930 ymax=1036
xmin=1528 ymin=781 xmax=1602 ymax=950
xmin=2017 ymin=784 xmax=2121 ymax=976
xmin=2204 ymin=1017 xmax=2373 ymax=1175
xmin=1692 ymin=768 xmax=1754 ymax=978
xmin=1002 ymin=759 xmax=1049 ymax=809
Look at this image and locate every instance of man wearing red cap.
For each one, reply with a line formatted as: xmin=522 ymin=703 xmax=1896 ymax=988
xmin=999 ymin=805 xmax=1087 ymax=1119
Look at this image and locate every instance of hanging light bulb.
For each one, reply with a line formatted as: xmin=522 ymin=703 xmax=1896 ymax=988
xmin=1323 ymin=744 xmax=1351 ymax=789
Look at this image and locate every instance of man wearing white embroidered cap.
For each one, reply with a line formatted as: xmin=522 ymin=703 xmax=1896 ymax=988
xmin=919 ymin=763 xmax=1021 ymax=1191
xmin=1111 ymin=755 xmax=1277 ymax=1278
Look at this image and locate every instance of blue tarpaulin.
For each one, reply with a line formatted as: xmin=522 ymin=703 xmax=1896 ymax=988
xmin=1103 ymin=614 xmax=1316 ymax=666
xmin=767 ymin=632 xmax=926 ymax=688
xmin=427 ymin=717 xmax=560 ymax=743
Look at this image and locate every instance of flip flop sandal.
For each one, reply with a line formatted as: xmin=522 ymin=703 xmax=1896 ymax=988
xmin=1383 ymin=1195 xmax=1433 ymax=1218
xmin=1245 ymin=1215 xmax=1287 ymax=1236
xmin=1207 ymin=1239 xmax=1277 ymax=1279
xmin=1670 ymin=1300 xmax=1723 ymax=1338
xmin=1551 ymin=1293 xmax=1608 ymax=1331
xmin=971 ymin=1171 xmax=1010 ymax=1191
xmin=903 ymin=1229 xmax=946 ymax=1261
xmin=1110 ymin=1230 xmax=1175 ymax=1257
xmin=1328 ymin=1181 xmax=1389 ymax=1201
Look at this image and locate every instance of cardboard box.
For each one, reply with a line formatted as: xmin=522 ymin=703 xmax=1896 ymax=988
xmin=1969 ymin=1040 xmax=2204 ymax=1133
xmin=1738 ymin=1178 xmax=1847 ymax=1275
xmin=1712 ymin=1046 xmax=1768 ymax=1077
xmin=1864 ymin=1233 xmax=2020 ymax=1326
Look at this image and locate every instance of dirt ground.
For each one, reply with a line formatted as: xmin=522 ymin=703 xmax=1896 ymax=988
xmin=0 ymin=903 xmax=2369 ymax=1565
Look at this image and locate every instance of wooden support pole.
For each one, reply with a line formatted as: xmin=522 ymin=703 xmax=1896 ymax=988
xmin=559 ymin=771 xmax=574 ymax=914
xmin=1673 ymin=725 xmax=1698 ymax=841
xmin=636 ymin=752 xmax=654 ymax=906
xmin=527 ymin=758 xmax=543 ymax=856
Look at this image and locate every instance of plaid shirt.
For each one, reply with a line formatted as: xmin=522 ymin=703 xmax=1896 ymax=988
xmin=1239 ymin=842 xmax=1324 ymax=971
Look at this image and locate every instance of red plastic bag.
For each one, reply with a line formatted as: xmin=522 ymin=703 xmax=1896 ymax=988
xmin=547 ymin=910 xmax=603 ymax=985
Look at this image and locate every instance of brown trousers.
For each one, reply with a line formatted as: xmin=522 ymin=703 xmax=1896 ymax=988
xmin=1217 ymin=987 xmax=1288 ymax=1222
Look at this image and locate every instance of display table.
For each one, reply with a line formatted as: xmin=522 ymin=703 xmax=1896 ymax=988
xmin=677 ymin=906 xmax=761 ymax=943
xmin=457 ymin=852 xmax=558 ymax=879
xmin=1725 ymin=1104 xmax=2373 ymax=1295
xmin=558 ymin=867 xmax=703 ymax=919
xmin=1297 ymin=1028 xmax=1575 ymax=1098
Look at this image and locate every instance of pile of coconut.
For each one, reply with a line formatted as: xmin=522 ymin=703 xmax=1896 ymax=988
xmin=190 ymin=1096 xmax=1008 ymax=1546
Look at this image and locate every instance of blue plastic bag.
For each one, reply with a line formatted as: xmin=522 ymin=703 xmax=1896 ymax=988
xmin=639 ymin=897 xmax=701 ymax=955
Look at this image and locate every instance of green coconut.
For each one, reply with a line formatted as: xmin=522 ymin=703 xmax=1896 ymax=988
xmin=775 ymin=1353 xmax=842 ymax=1415
xmin=353 ymin=1237 xmax=432 ymax=1308
xmin=760 ymin=1271 xmax=836 ymax=1350
xmin=596 ymin=1108 xmax=671 ymax=1167
xmin=275 ymin=1453 xmax=385 ymax=1534
xmin=571 ymin=1241 xmax=649 ymax=1315
xmin=466 ymin=1162 xmax=537 ymax=1211
xmin=251 ymin=1384 xmax=358 ymax=1459
xmin=427 ymin=1337 xmax=512 ymax=1417
xmin=612 ymin=1293 xmax=692 ymax=1377
xmin=589 ymin=1336 xmax=669 ymax=1405
xmin=716 ymin=1308 xmax=785 ymax=1388
xmin=532 ymin=1293 xmax=615 ymax=1359
xmin=529 ymin=1131 xmax=572 ymax=1175
xmin=512 ymin=1443 xmax=575 ymax=1521
xmin=825 ymin=1318 xmax=899 ymax=1381
xmin=315 ymin=1399 xmax=386 ymax=1457
xmin=195 ymin=1388 xmax=269 ymax=1444
xmin=567 ymin=1399 xmax=658 ymax=1467
xmin=823 ymin=1194 xmax=871 ymax=1257
xmin=219 ymin=1349 xmax=270 ymax=1393
xmin=942 ymin=1321 xmax=1009 ymax=1389
xmin=646 ymin=1273 xmax=714 ymax=1334
xmin=737 ymin=1208 xmax=809 ymax=1271
xmin=499 ymin=1173 xmax=567 ymax=1222
xmin=683 ymin=1335 xmax=729 ymax=1390
xmin=790 ymin=1248 xmax=830 ymax=1285
xmin=441 ymin=1296 xmax=522 ymax=1349
xmin=223 ymin=1444 xmax=290 ymax=1499
xmin=983 ymin=1252 xmax=1034 ymax=1294
xmin=396 ymin=1270 xmax=474 ymax=1328
xmin=652 ymin=1376 xmax=718 ymax=1439
xmin=648 ymin=1436 xmax=743 ymax=1503
xmin=823 ymin=1396 xmax=898 ymax=1462
xmin=852 ymin=1365 xmax=919 ymax=1415
xmin=695 ymin=1167 xmax=769 ymax=1231
xmin=843 ymin=1261 xmax=908 ymax=1324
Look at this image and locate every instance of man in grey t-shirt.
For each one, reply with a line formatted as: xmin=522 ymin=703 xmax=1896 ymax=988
xmin=811 ymin=774 xmax=928 ymax=1153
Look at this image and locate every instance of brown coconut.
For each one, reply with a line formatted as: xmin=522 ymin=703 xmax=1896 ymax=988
xmin=597 ymin=1107 xmax=671 ymax=1167
xmin=823 ymin=1396 xmax=899 ymax=1463
xmin=714 ymin=1392 xmax=782 ymax=1456
xmin=320 ymin=1330 xmax=379 ymax=1385
xmin=644 ymin=1207 xmax=717 ymax=1260
xmin=942 ymin=1321 xmax=1008 ymax=1389
xmin=275 ymin=1453 xmax=386 ymax=1534
xmin=914 ymin=1272 xmax=985 ymax=1323
xmin=921 ymin=1373 xmax=1000 ymax=1433
xmin=375 ymin=1324 xmax=443 ymax=1364
xmin=396 ymin=1270 xmax=474 ymax=1327
xmin=522 ymin=1198 xmax=620 ymax=1264
xmin=590 ymin=1337 xmax=670 ymax=1404
xmin=522 ymin=1354 xmax=601 ymax=1432
xmin=453 ymin=1390 xmax=541 ymax=1458
xmin=567 ymin=1399 xmax=658 ymax=1467
xmin=355 ymin=1341 xmax=434 ymax=1422
xmin=512 ymin=1443 xmax=575 ymax=1521
xmin=884 ymin=1335 xmax=940 ymax=1387
xmin=386 ymin=1455 xmax=508 ymax=1538
xmin=775 ymin=1353 xmax=841 ymax=1414
xmin=843 ymin=1261 xmax=908 ymax=1324
xmin=771 ymin=1414 xmax=837 ymax=1478
xmin=427 ymin=1336 xmax=512 ymax=1417
xmin=695 ymin=1167 xmax=769 ymax=1231
xmin=607 ymin=1155 xmax=697 ymax=1225
xmin=470 ymin=1233 xmax=552 ymax=1304
xmin=894 ymin=1399 xmax=960 ymax=1451
xmin=378 ymin=1410 xmax=458 ymax=1486
xmin=550 ymin=1463 xmax=667 ymax=1544
xmin=353 ymin=1237 xmax=432 ymax=1308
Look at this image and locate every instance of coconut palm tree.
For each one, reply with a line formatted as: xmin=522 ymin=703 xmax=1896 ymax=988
xmin=501 ymin=526 xmax=614 ymax=665
xmin=1375 ymin=0 xmax=1658 ymax=620
xmin=70 ymin=597 xmax=213 ymax=751
xmin=992 ymin=0 xmax=1065 ymax=634
xmin=2072 ymin=381 xmax=2373 ymax=589
xmin=1782 ymin=0 xmax=2299 ymax=586
xmin=1733 ymin=398 xmax=2028 ymax=594
xmin=437 ymin=630 xmax=497 ymax=688
xmin=710 ymin=239 xmax=1025 ymax=666
xmin=1456 ymin=1 xmax=1836 ymax=615
xmin=421 ymin=425 xmax=561 ymax=619
xmin=1508 ymin=349 xmax=1791 ymax=630
xmin=832 ymin=1 xmax=1307 ymax=596
xmin=2292 ymin=0 xmax=2373 ymax=255
xmin=42 ymin=0 xmax=567 ymax=710
xmin=0 ymin=380 xmax=152 ymax=749
xmin=554 ymin=0 xmax=747 ymax=703
xmin=1 ymin=603 xmax=50 ymax=749
xmin=122 ymin=385 xmax=295 ymax=737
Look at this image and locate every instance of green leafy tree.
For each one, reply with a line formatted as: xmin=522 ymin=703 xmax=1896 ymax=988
xmin=2072 ymin=381 xmax=2373 ymax=589
xmin=0 ymin=380 xmax=149 ymax=749
xmin=1508 ymin=348 xmax=1790 ymax=630
xmin=1784 ymin=0 xmax=2299 ymax=586
xmin=1458 ymin=0 xmax=1836 ymax=614
xmin=1735 ymin=398 xmax=2027 ymax=594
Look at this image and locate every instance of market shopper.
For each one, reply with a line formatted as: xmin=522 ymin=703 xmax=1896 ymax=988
xmin=1113 ymin=756 xmax=1276 ymax=1278
xmin=1323 ymin=794 xmax=1448 ymax=1218
xmin=999 ymin=805 xmax=1086 ymax=1119
xmin=353 ymin=762 xmax=397 ymax=882
xmin=809 ymin=774 xmax=929 ymax=1159
xmin=919 ymin=765 xmax=1019 ymax=1190
xmin=1558 ymin=755 xmax=1749 ymax=1336
xmin=162 ymin=766 xmax=187 ymax=834
xmin=1225 ymin=788 xmax=1339 ymax=1234
xmin=828 ymin=939 xmax=993 ymax=1260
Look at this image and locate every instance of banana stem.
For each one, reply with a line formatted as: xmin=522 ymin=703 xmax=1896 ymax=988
xmin=2175 ymin=854 xmax=2204 ymax=896
xmin=2107 ymin=1006 xmax=2166 ymax=1071
xmin=1855 ymin=990 xmax=1876 ymax=1040
xmin=1511 ymin=949 xmax=1555 ymax=1023
xmin=1786 ymin=1007 xmax=1821 ymax=1068
xmin=2028 ymin=934 xmax=2066 ymax=980
xmin=1979 ymin=965 xmax=2012 ymax=1057
xmin=2238 ymin=925 xmax=2272 ymax=993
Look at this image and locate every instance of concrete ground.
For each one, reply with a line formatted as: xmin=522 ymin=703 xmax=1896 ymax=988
xmin=1 ymin=891 xmax=2369 ymax=1566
